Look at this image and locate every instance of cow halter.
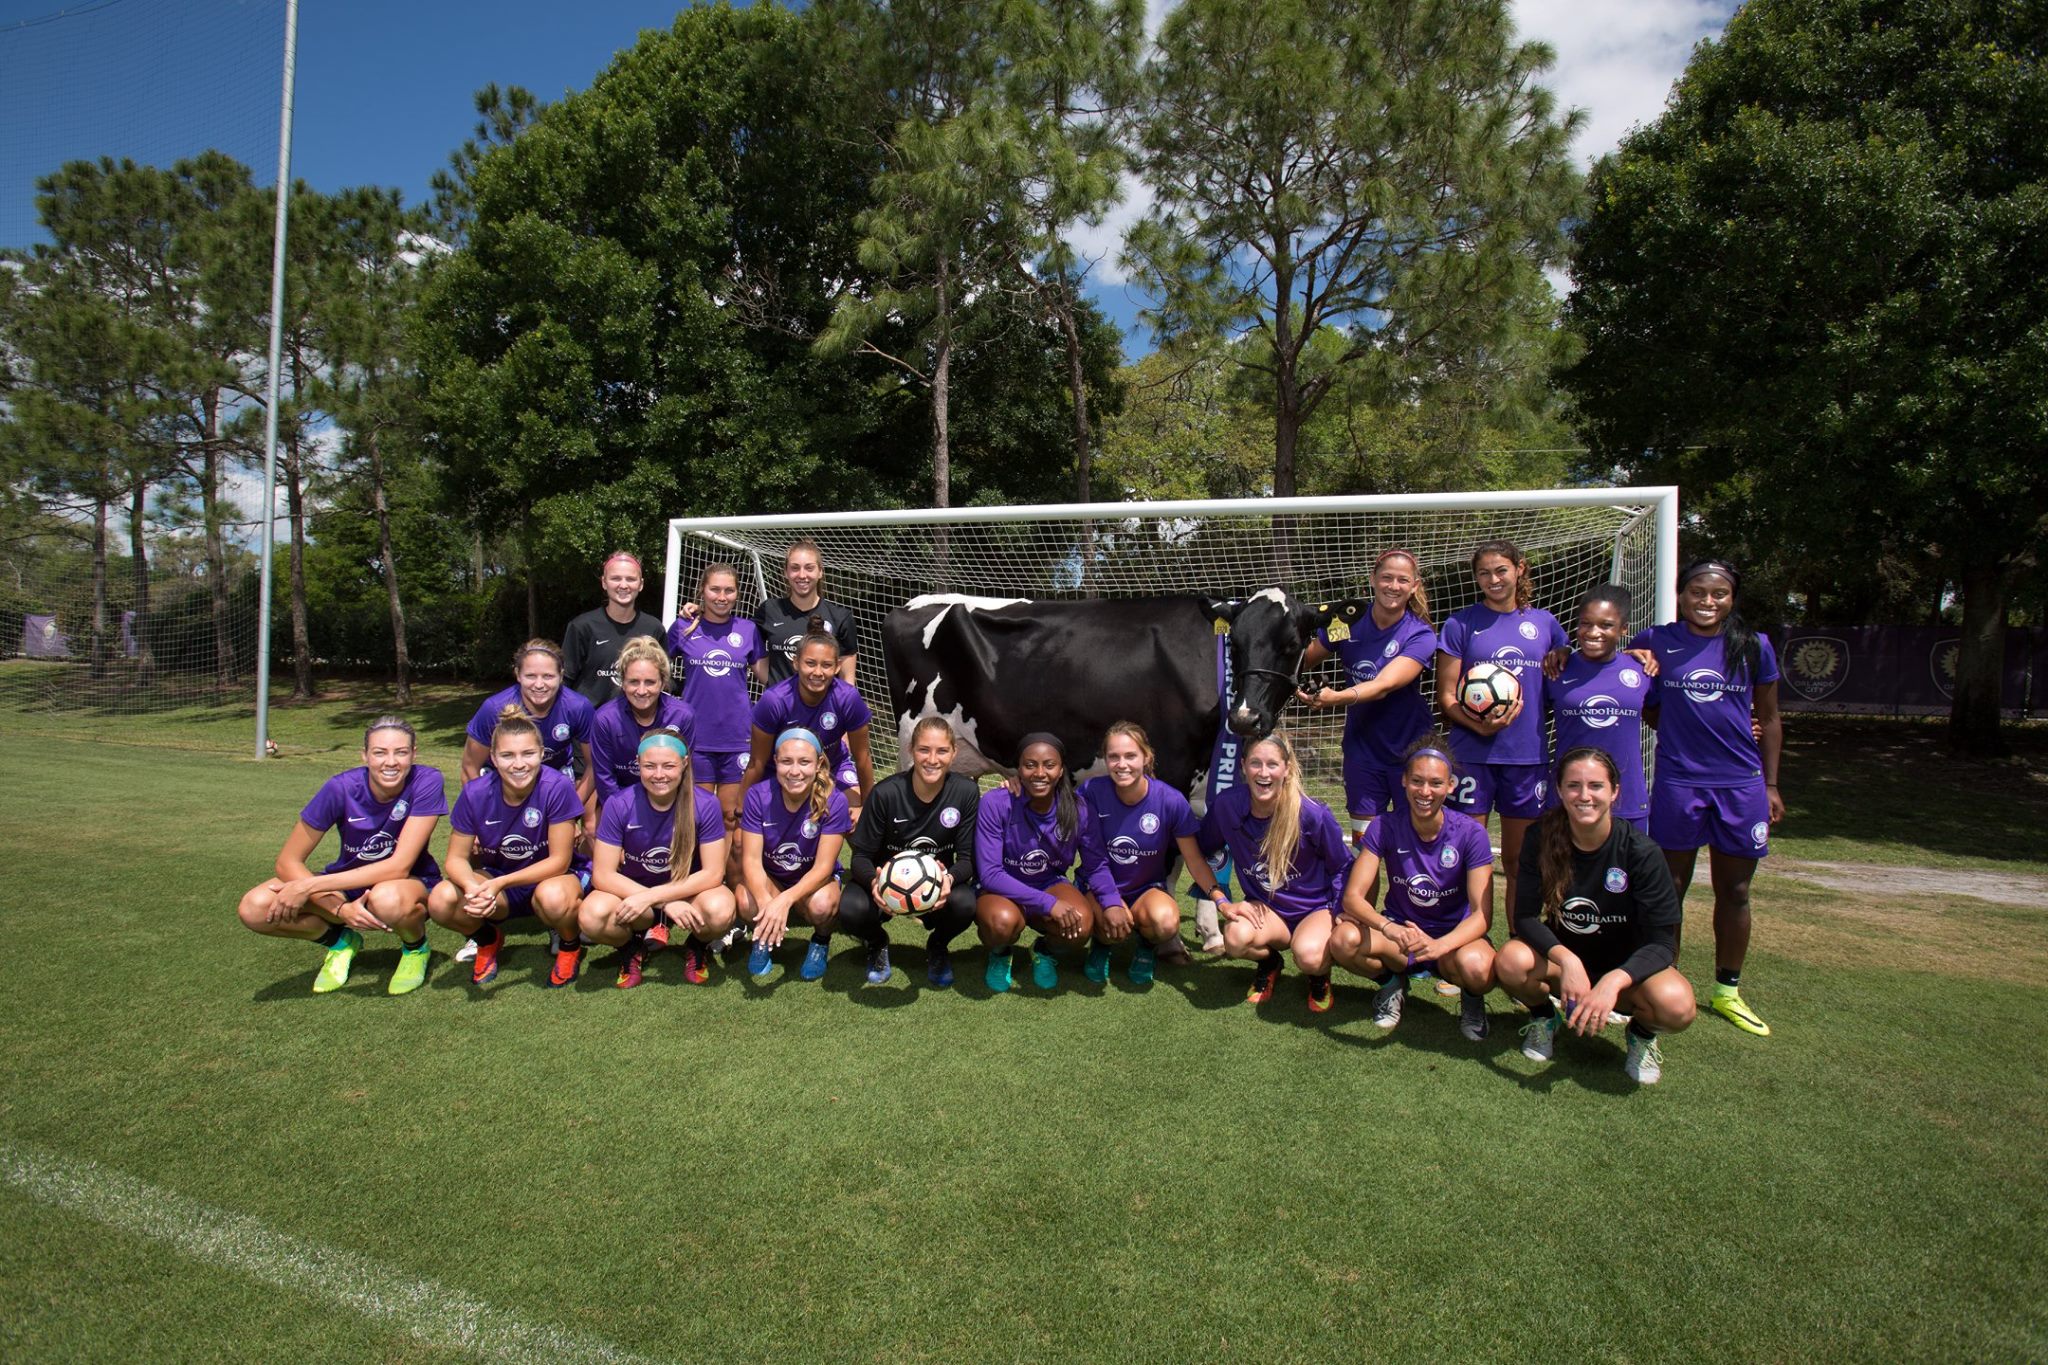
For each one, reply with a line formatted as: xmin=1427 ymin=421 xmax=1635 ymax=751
xmin=1237 ymin=648 xmax=1306 ymax=696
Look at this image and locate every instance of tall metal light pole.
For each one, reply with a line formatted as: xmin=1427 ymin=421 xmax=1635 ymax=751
xmin=254 ymin=0 xmax=300 ymax=759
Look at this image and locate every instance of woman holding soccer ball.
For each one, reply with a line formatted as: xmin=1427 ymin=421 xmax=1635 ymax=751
xmin=235 ymin=717 xmax=446 ymax=996
xmin=1330 ymin=735 xmax=1497 ymax=1036
xmin=974 ymin=732 xmax=1123 ymax=994
xmin=839 ymin=716 xmax=981 ymax=987
xmin=1296 ymin=548 xmax=1439 ymax=838
xmin=1077 ymin=721 xmax=1222 ymax=986
xmin=739 ymin=620 xmax=875 ymax=827
xmin=1631 ymin=559 xmax=1784 ymax=1036
xmin=1435 ymin=539 xmax=1568 ymax=936
xmin=1198 ymin=731 xmax=1351 ymax=1009
xmin=1500 ymin=747 xmax=1695 ymax=1084
xmin=575 ymin=728 xmax=735 ymax=989
xmin=735 ymin=728 xmax=850 ymax=981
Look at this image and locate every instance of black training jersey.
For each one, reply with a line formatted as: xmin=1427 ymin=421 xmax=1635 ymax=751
xmin=561 ymin=607 xmax=666 ymax=707
xmin=755 ymin=595 xmax=860 ymax=684
xmin=1514 ymin=820 xmax=1681 ymax=984
xmin=847 ymin=771 xmax=979 ymax=887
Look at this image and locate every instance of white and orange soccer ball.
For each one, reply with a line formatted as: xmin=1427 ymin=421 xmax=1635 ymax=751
xmin=1459 ymin=662 xmax=1520 ymax=719
xmin=877 ymin=850 xmax=946 ymax=915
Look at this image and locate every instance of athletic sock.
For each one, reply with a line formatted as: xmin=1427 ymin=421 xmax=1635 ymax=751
xmin=399 ymin=934 xmax=426 ymax=952
xmin=1627 ymin=1019 xmax=1656 ymax=1040
xmin=1369 ymin=970 xmax=1392 ymax=986
xmin=1715 ymin=967 xmax=1741 ymax=989
xmin=558 ymin=935 xmax=581 ymax=950
xmin=315 ymin=924 xmax=347 ymax=948
xmin=1529 ymin=998 xmax=1557 ymax=1019
xmin=472 ymin=922 xmax=501 ymax=948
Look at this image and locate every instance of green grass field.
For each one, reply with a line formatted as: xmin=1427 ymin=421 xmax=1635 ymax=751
xmin=3 ymin=669 xmax=2045 ymax=1360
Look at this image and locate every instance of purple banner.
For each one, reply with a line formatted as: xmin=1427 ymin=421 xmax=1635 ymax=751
xmin=1774 ymin=626 xmax=2036 ymax=717
xmin=22 ymin=614 xmax=69 ymax=659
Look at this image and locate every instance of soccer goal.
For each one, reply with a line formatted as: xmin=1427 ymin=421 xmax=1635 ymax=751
xmin=664 ymin=488 xmax=1678 ymax=785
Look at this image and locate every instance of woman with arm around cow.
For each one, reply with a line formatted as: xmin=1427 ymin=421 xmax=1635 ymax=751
xmin=1500 ymin=747 xmax=1695 ymax=1084
xmin=1435 ymin=539 xmax=1568 ymax=934
xmin=1198 ymin=731 xmax=1350 ymax=1010
xmin=736 ymin=728 xmax=851 ymax=982
xmin=1631 ymin=559 xmax=1784 ymax=1036
xmin=1330 ymin=736 xmax=1498 ymax=1036
xmin=1297 ymin=549 xmax=1439 ymax=841
xmin=235 ymin=717 xmax=446 ymax=996
xmin=738 ymin=621 xmax=875 ymax=826
xmin=838 ymin=717 xmax=981 ymax=988
xmin=1077 ymin=721 xmax=1221 ymax=987
xmin=575 ymin=729 xmax=735 ymax=989
xmin=975 ymin=733 xmax=1125 ymax=995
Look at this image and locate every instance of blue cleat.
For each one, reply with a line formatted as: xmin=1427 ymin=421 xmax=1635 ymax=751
xmin=985 ymin=948 xmax=1014 ymax=993
xmin=747 ymin=939 xmax=775 ymax=978
xmin=927 ymin=945 xmax=955 ymax=988
xmin=1084 ymin=944 xmax=1112 ymax=984
xmin=1031 ymin=947 xmax=1061 ymax=991
xmin=864 ymin=945 xmax=891 ymax=985
xmin=799 ymin=937 xmax=830 ymax=981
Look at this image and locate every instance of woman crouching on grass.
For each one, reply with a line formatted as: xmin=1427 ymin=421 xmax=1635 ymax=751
xmin=737 ymin=728 xmax=850 ymax=981
xmin=1331 ymin=736 xmax=1497 ymax=1038
xmin=1500 ymin=747 xmax=1695 ymax=1085
xmin=576 ymin=729 xmax=734 ymax=989
xmin=429 ymin=707 xmax=590 ymax=988
xmin=236 ymin=717 xmax=446 ymax=996
xmin=1197 ymin=731 xmax=1350 ymax=1009
xmin=1077 ymin=721 xmax=1217 ymax=986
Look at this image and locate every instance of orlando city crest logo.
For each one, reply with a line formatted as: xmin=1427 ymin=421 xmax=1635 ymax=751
xmin=1931 ymin=640 xmax=1960 ymax=699
xmin=1785 ymin=636 xmax=1848 ymax=702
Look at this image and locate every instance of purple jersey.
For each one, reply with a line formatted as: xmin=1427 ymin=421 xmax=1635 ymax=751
xmin=1631 ymin=623 xmax=1779 ymax=787
xmin=1545 ymin=653 xmax=1652 ymax=819
xmin=596 ymin=783 xmax=728 ymax=887
xmin=1197 ymin=785 xmax=1350 ymax=919
xmin=1438 ymin=604 xmax=1567 ymax=767
xmin=1079 ymin=775 xmax=1198 ymax=897
xmin=1364 ymin=808 xmax=1494 ymax=935
xmin=299 ymin=764 xmax=447 ymax=882
xmin=741 ymin=780 xmax=853 ymax=888
xmin=1318 ymin=609 xmax=1438 ymax=767
xmin=450 ymin=766 xmax=588 ymax=878
xmin=465 ymin=686 xmax=595 ymax=777
xmin=976 ymin=785 xmax=1123 ymax=915
xmin=750 ymin=677 xmax=872 ymax=771
xmin=665 ymin=614 xmax=764 ymax=751
xmin=589 ymin=694 xmax=698 ymax=806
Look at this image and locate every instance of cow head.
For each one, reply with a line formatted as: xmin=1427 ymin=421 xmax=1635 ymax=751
xmin=1204 ymin=589 xmax=1370 ymax=739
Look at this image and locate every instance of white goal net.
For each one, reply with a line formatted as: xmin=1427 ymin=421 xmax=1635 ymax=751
xmin=666 ymin=489 xmax=1677 ymax=794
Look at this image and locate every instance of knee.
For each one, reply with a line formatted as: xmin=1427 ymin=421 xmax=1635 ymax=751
xmin=1496 ymin=939 xmax=1537 ymax=986
xmin=236 ymin=886 xmax=276 ymax=932
xmin=698 ymin=886 xmax=737 ymax=927
xmin=533 ymin=882 xmax=578 ymax=921
xmin=976 ymin=898 xmax=1021 ymax=939
xmin=1328 ymin=920 xmax=1363 ymax=961
xmin=426 ymin=884 xmax=465 ymax=926
xmin=364 ymin=882 xmax=416 ymax=922
xmin=1454 ymin=944 xmax=1496 ymax=990
xmin=1221 ymin=919 xmax=1259 ymax=957
xmin=1648 ymin=976 xmax=1697 ymax=1032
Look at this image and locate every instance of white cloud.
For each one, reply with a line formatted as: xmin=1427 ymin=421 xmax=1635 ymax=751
xmin=1065 ymin=173 xmax=1153 ymax=288
xmin=1512 ymin=0 xmax=1737 ymax=166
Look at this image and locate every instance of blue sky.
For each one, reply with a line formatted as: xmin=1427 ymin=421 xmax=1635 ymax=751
xmin=2 ymin=0 xmax=1735 ymax=343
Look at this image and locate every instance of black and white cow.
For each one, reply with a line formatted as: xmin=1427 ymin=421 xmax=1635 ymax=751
xmin=880 ymin=589 xmax=1370 ymax=797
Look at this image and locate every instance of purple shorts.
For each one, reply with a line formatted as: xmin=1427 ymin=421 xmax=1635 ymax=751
xmin=1343 ymin=755 xmax=1407 ymax=820
xmin=1650 ymin=780 xmax=1770 ymax=859
xmin=1255 ymin=904 xmax=1334 ymax=932
xmin=695 ymin=750 xmax=748 ymax=785
xmin=1448 ymin=763 xmax=1548 ymax=822
xmin=341 ymin=873 xmax=440 ymax=903
xmin=499 ymin=868 xmax=592 ymax=914
xmin=834 ymin=760 xmax=861 ymax=795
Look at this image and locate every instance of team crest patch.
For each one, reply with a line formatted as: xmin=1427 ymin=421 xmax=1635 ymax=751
xmin=1604 ymin=867 xmax=1628 ymax=893
xmin=392 ymin=799 xmax=409 ymax=820
xmin=1620 ymin=668 xmax=1642 ymax=689
xmin=1518 ymin=620 xmax=1539 ymax=640
xmin=522 ymin=807 xmax=541 ymax=828
xmin=1439 ymin=845 xmax=1458 ymax=869
xmin=1751 ymin=821 xmax=1770 ymax=847
xmin=939 ymin=806 xmax=960 ymax=828
xmin=1139 ymin=813 xmax=1160 ymax=835
xmin=821 ymin=711 xmax=839 ymax=729
xmin=802 ymin=819 xmax=819 ymax=839
xmin=1382 ymin=640 xmax=1400 ymax=659
xmin=553 ymin=723 xmax=570 ymax=741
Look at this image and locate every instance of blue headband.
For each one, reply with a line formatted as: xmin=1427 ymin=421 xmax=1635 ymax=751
xmin=638 ymin=732 xmax=689 ymax=760
xmin=1408 ymin=747 xmax=1455 ymax=770
xmin=775 ymin=727 xmax=823 ymax=754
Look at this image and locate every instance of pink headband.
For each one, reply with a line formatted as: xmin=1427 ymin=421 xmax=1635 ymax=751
xmin=603 ymin=551 xmax=642 ymax=574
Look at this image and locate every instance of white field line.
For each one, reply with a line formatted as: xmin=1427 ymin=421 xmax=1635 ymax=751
xmin=2 ymin=1140 xmax=669 ymax=1365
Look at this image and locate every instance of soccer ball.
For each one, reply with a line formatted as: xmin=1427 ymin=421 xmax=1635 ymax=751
xmin=877 ymin=850 xmax=946 ymax=915
xmin=1459 ymin=662 xmax=1520 ymax=719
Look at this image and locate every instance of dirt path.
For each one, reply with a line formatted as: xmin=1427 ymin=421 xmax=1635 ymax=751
xmin=1770 ymin=858 xmax=2048 ymax=909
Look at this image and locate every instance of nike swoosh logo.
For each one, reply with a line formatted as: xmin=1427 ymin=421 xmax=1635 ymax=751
xmin=1660 ymin=649 xmax=1683 ymax=655
xmin=348 ymin=817 xmax=372 ymax=825
xmin=626 ymin=823 xmax=642 ymax=831
xmin=1396 ymin=848 xmax=1410 ymax=854
xmin=484 ymin=818 xmax=503 ymax=826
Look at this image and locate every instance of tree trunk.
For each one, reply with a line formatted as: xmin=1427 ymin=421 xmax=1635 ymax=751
xmin=930 ymin=259 xmax=953 ymax=587
xmin=367 ymin=429 xmax=413 ymax=705
xmin=128 ymin=479 xmax=154 ymax=687
xmin=200 ymin=390 xmax=234 ymax=694
xmin=1948 ymin=560 xmax=2008 ymax=756
xmin=526 ymin=557 xmax=539 ymax=641
xmin=89 ymin=493 xmax=110 ymax=681
xmin=1056 ymin=282 xmax=1092 ymax=504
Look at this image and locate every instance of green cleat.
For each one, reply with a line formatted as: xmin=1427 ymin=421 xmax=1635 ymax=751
xmin=1084 ymin=943 xmax=1112 ymax=984
xmin=313 ymin=929 xmax=362 ymax=994
xmin=1709 ymin=985 xmax=1771 ymax=1036
xmin=387 ymin=942 xmax=431 ymax=996
xmin=1128 ymin=941 xmax=1158 ymax=987
xmin=1031 ymin=947 xmax=1061 ymax=990
xmin=985 ymin=949 xmax=1014 ymax=994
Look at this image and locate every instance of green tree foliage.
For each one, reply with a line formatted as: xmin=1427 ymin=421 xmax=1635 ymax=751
xmin=1565 ymin=0 xmax=2047 ymax=753
xmin=1097 ymin=348 xmax=1271 ymax=501
xmin=1125 ymin=0 xmax=1581 ymax=499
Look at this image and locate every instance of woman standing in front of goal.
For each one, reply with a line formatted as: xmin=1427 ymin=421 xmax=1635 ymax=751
xmin=1631 ymin=559 xmax=1784 ymax=1037
xmin=1199 ymin=731 xmax=1350 ymax=1010
xmin=1297 ymin=547 xmax=1439 ymax=840
xmin=1545 ymin=584 xmax=1655 ymax=833
xmin=666 ymin=562 xmax=765 ymax=839
xmin=1436 ymin=539 xmax=1568 ymax=935
xmin=754 ymin=538 xmax=860 ymax=686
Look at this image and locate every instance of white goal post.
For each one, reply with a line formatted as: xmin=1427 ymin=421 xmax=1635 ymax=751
xmin=664 ymin=488 xmax=1678 ymax=787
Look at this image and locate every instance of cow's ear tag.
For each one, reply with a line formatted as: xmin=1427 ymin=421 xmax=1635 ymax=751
xmin=1324 ymin=619 xmax=1351 ymax=643
xmin=1213 ymin=618 xmax=1230 ymax=637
